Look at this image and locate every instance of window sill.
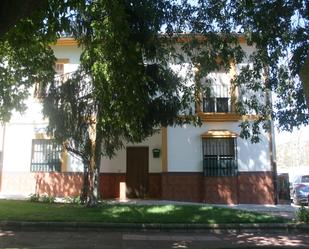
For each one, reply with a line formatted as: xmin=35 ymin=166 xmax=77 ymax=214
xmin=197 ymin=112 xmax=241 ymax=122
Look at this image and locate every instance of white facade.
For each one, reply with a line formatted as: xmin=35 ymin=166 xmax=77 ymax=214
xmin=0 ymin=38 xmax=275 ymax=203
xmin=51 ymin=45 xmax=82 ymax=72
xmin=1 ymin=44 xmax=83 ymax=175
xmin=167 ymin=123 xmax=270 ymax=172
xmin=0 ymin=42 xmax=272 ymax=171
xmin=100 ymin=131 xmax=162 ymax=173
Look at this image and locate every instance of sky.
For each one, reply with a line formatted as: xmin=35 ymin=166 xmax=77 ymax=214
xmin=275 ymin=125 xmax=309 ymax=145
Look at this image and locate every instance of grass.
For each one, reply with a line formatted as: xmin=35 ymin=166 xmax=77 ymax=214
xmin=0 ymin=200 xmax=287 ymax=224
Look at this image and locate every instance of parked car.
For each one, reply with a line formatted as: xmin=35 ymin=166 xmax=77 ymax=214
xmin=290 ymin=175 xmax=309 ymax=205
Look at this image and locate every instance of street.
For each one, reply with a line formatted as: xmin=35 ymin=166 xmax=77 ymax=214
xmin=1 ymin=229 xmax=309 ymax=249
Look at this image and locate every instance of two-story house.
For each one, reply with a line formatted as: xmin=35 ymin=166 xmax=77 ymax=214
xmin=0 ymin=37 xmax=276 ymax=204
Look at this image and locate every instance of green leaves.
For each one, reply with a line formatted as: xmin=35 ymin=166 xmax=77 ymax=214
xmin=42 ymin=0 xmax=196 ymax=161
xmin=0 ymin=0 xmax=308 ymax=204
xmin=189 ymin=0 xmax=308 ymax=137
xmin=1 ymin=0 xmax=308 ymax=148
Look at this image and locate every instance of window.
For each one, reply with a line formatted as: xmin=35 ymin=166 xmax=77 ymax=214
xmin=202 ymin=132 xmax=237 ymax=176
xmin=55 ymin=63 xmax=64 ymax=75
xmin=34 ymin=60 xmax=67 ymax=98
xmin=203 ymin=83 xmax=231 ymax=113
xmin=301 ymin=175 xmax=309 ymax=183
xmin=203 ymin=97 xmax=229 ymax=113
xmin=202 ymin=71 xmax=231 ymax=113
xmin=54 ymin=62 xmax=71 ymax=83
xmin=30 ymin=139 xmax=62 ymax=172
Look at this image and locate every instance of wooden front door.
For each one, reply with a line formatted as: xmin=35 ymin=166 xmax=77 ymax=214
xmin=126 ymin=147 xmax=149 ymax=198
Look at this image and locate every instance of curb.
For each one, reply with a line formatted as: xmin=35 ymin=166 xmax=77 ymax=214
xmin=1 ymin=221 xmax=309 ymax=232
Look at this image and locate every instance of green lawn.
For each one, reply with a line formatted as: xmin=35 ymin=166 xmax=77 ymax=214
xmin=0 ymin=200 xmax=287 ymax=224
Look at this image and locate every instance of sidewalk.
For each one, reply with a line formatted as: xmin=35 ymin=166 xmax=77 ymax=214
xmin=214 ymin=203 xmax=300 ymax=220
xmin=0 ymin=193 xmax=28 ymax=200
xmin=1 ymin=229 xmax=309 ymax=248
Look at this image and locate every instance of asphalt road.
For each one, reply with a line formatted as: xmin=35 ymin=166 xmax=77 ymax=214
xmin=1 ymin=229 xmax=309 ymax=249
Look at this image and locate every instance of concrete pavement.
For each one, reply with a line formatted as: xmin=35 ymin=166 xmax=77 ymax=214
xmin=1 ymin=229 xmax=309 ymax=248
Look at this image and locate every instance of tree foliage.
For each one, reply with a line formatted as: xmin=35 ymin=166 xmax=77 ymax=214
xmin=0 ymin=0 xmax=48 ymax=37
xmin=0 ymin=0 xmax=308 ymax=204
xmin=0 ymin=7 xmax=55 ymax=121
xmin=42 ymin=0 xmax=196 ymax=205
xmin=177 ymin=0 xmax=309 ymax=140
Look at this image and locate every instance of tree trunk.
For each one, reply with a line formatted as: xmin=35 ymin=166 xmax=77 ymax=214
xmin=94 ymin=128 xmax=103 ymax=201
xmin=300 ymin=55 xmax=309 ymax=107
xmin=80 ymin=159 xmax=89 ymax=204
xmin=86 ymin=119 xmax=98 ymax=207
xmin=264 ymin=65 xmax=278 ymax=205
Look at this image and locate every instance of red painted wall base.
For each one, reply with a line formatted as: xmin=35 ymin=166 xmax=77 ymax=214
xmin=0 ymin=171 xmax=275 ymax=204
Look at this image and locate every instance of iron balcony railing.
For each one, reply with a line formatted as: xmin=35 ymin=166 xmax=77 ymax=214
xmin=203 ymin=156 xmax=237 ymax=176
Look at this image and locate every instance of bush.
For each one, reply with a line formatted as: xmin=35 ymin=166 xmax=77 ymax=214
xmin=40 ymin=195 xmax=55 ymax=203
xmin=297 ymin=205 xmax=309 ymax=223
xmin=63 ymin=195 xmax=82 ymax=204
xmin=29 ymin=193 xmax=40 ymax=202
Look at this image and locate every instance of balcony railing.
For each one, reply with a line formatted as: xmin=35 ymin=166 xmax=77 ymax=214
xmin=203 ymin=156 xmax=237 ymax=176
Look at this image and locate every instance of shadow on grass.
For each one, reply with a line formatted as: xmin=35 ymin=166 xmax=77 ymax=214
xmin=0 ymin=200 xmax=288 ymax=224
